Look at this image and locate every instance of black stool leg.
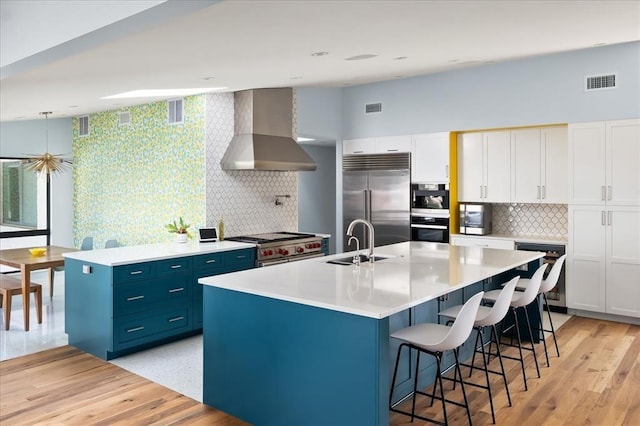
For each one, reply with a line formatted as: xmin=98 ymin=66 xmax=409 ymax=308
xmin=512 ymin=308 xmax=528 ymax=391
xmin=478 ymin=327 xmax=496 ymax=424
xmin=453 ymin=348 xmax=472 ymax=426
xmin=389 ymin=343 xmax=405 ymax=407
xmin=492 ymin=324 xmax=512 ymax=407
xmin=534 ymin=297 xmax=550 ymax=367
xmin=543 ymin=293 xmax=560 ymax=357
xmin=411 ymin=350 xmax=421 ymax=421
xmin=523 ymin=305 xmax=541 ymax=378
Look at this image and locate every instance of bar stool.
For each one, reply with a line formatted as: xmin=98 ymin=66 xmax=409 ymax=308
xmin=389 ymin=292 xmax=484 ymax=425
xmin=514 ymin=254 xmax=566 ymax=365
xmin=482 ymin=264 xmax=547 ymax=391
xmin=0 ymin=275 xmax=42 ymax=330
xmin=438 ymin=277 xmax=519 ymax=424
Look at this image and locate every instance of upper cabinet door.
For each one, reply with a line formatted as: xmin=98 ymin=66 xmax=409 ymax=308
xmin=343 ymin=138 xmax=376 ymax=155
xmin=457 ymin=133 xmax=484 ymax=202
xmin=511 ymin=128 xmax=542 ymax=203
xmin=411 ymin=132 xmax=450 ymax=183
xmin=376 ymin=135 xmax=412 ymax=153
xmin=606 ymin=119 xmax=640 ymax=206
xmin=568 ymin=122 xmax=606 ymax=205
xmin=483 ymin=130 xmax=511 ymax=202
xmin=542 ymin=126 xmax=568 ymax=204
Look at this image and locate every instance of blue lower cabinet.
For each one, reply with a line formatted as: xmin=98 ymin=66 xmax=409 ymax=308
xmin=65 ymin=247 xmax=254 ymax=360
xmin=115 ymin=307 xmax=190 ymax=349
xmin=321 ymin=237 xmax=329 ymax=255
xmin=192 ymin=248 xmax=255 ymax=328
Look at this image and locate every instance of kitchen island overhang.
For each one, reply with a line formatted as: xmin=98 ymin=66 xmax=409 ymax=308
xmin=199 ymin=241 xmax=544 ymax=425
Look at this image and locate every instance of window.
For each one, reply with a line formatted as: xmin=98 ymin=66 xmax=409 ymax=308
xmin=79 ymin=115 xmax=89 ymax=136
xmin=0 ymin=158 xmax=50 ymax=244
xmin=168 ymin=99 xmax=183 ymax=124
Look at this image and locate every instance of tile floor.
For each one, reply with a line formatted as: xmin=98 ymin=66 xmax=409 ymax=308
xmin=0 ymin=271 xmax=573 ymax=404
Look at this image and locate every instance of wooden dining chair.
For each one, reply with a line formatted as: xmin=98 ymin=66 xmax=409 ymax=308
xmin=1 ymin=275 xmax=42 ymax=330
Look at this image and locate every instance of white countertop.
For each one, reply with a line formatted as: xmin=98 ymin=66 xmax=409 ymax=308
xmin=63 ymin=240 xmax=256 ymax=266
xmin=199 ymin=241 xmax=544 ymax=319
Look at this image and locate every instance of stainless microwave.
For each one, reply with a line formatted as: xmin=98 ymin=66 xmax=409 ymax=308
xmin=459 ymin=203 xmax=493 ymax=235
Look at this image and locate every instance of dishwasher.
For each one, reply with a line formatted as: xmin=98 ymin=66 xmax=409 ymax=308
xmin=515 ymin=242 xmax=566 ymax=313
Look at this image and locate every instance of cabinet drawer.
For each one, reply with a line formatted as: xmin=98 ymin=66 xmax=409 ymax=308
xmin=115 ymin=307 xmax=190 ymax=346
xmin=114 ymin=262 xmax=156 ymax=283
xmin=193 ymin=252 xmax=226 ymax=270
xmin=114 ymin=276 xmax=191 ymax=316
xmin=224 ymin=248 xmax=255 ymax=266
xmin=158 ymin=257 xmax=191 ymax=275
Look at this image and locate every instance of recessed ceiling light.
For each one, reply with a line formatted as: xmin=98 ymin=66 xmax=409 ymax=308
xmin=345 ymin=54 xmax=378 ymax=61
xmin=101 ymin=87 xmax=226 ymax=99
xmin=393 ymin=56 xmax=407 ymax=60
xmin=201 ymin=77 xmax=215 ymax=80
xmin=68 ymin=105 xmax=79 ymax=108
xmin=311 ymin=51 xmax=329 ymax=56
xmin=448 ymin=59 xmax=460 ymax=63
xmin=593 ymin=42 xmax=607 ymax=46
xmin=291 ymin=76 xmax=303 ymax=80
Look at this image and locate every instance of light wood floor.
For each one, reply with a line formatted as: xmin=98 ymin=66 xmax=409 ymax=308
xmin=1 ymin=316 xmax=638 ymax=425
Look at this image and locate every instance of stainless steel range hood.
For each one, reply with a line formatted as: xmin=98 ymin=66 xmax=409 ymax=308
xmin=221 ymin=88 xmax=317 ymax=171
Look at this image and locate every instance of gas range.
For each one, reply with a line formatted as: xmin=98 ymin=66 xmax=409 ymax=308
xmin=226 ymin=232 xmax=324 ymax=267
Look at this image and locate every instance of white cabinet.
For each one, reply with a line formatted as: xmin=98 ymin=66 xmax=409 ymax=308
xmin=450 ymin=235 xmax=515 ymax=250
xmin=343 ymin=138 xmax=376 ymax=155
xmin=458 ymin=130 xmax=511 ymax=202
xmin=376 ymin=135 xmax=412 ymax=153
xmin=567 ymin=205 xmax=640 ymax=318
xmin=411 ymin=132 xmax=450 ymax=183
xmin=511 ymin=127 xmax=568 ymax=203
xmin=343 ymin=136 xmax=411 ymax=155
xmin=568 ymin=119 xmax=640 ymax=206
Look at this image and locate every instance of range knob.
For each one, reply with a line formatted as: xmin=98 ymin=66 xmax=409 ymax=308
xmin=268 ymin=250 xmax=273 ymax=256
xmin=297 ymin=247 xmax=304 ymax=253
xmin=278 ymin=248 xmax=284 ymax=254
xmin=262 ymin=250 xmax=269 ymax=256
xmin=283 ymin=249 xmax=289 ymax=255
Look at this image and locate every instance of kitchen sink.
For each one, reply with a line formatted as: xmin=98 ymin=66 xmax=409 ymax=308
xmin=326 ymin=254 xmax=389 ymax=265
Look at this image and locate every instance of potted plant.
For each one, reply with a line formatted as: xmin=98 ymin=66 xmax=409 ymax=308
xmin=165 ymin=217 xmax=191 ymax=243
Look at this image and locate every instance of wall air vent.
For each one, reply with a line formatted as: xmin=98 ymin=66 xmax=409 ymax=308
xmin=585 ymin=74 xmax=617 ymax=91
xmin=365 ymin=102 xmax=383 ymax=114
xmin=168 ymin=98 xmax=183 ymax=124
xmin=118 ymin=111 xmax=131 ymax=126
xmin=78 ymin=115 xmax=89 ymax=136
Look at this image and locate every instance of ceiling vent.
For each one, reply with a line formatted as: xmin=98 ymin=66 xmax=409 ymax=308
xmin=365 ymin=102 xmax=383 ymax=114
xmin=585 ymin=74 xmax=617 ymax=91
xmin=118 ymin=111 xmax=131 ymax=126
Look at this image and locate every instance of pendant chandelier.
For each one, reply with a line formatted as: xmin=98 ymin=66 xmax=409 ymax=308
xmin=23 ymin=111 xmax=72 ymax=175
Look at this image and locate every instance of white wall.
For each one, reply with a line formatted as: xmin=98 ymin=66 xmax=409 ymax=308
xmin=342 ymin=42 xmax=640 ymax=138
xmin=0 ymin=118 xmax=74 ymax=247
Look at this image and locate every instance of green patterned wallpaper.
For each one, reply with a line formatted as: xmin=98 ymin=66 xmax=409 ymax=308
xmin=72 ymin=96 xmax=206 ymax=248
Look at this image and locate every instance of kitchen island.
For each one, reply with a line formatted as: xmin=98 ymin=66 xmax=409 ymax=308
xmin=199 ymin=241 xmax=544 ymax=425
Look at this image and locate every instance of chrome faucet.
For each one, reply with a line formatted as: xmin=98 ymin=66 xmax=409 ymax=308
xmin=347 ymin=236 xmax=361 ymax=265
xmin=346 ymin=219 xmax=375 ymax=263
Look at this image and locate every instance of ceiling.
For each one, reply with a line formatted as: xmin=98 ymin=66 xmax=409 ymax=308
xmin=1 ymin=0 xmax=639 ymax=122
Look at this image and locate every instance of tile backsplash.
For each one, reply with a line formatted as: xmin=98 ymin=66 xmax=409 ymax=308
xmin=492 ymin=203 xmax=567 ymax=238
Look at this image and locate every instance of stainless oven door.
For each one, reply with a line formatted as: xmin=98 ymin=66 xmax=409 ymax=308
xmin=410 ymin=213 xmax=449 ymax=243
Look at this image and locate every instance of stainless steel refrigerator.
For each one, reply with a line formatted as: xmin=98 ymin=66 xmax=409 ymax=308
xmin=343 ymin=153 xmax=411 ymax=252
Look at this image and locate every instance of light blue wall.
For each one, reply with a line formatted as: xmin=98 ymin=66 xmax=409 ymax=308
xmin=298 ymin=144 xmax=336 ymax=254
xmin=342 ymin=42 xmax=640 ymax=138
xmin=0 ymin=118 xmax=74 ymax=247
xmin=296 ymin=88 xmax=343 ymax=141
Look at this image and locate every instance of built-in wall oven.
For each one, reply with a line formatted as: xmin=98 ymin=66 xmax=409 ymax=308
xmin=411 ymin=184 xmax=450 ymax=243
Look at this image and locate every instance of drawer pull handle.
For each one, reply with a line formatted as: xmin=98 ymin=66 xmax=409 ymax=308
xmin=169 ymin=316 xmax=185 ymax=322
xmin=127 ymin=295 xmax=145 ymax=301
xmin=236 ymin=255 xmax=246 ymax=259
xmin=130 ymin=270 xmax=143 ymax=275
xmin=170 ymin=265 xmax=182 ymax=269
xmin=206 ymin=259 xmax=217 ymax=264
xmin=127 ymin=326 xmax=144 ymax=333
xmin=169 ymin=287 xmax=185 ymax=293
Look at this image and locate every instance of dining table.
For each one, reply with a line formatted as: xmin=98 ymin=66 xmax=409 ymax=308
xmin=0 ymin=245 xmax=77 ymax=331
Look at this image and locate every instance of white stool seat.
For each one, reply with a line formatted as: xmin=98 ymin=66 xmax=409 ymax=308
xmin=390 ymin=323 xmax=451 ymax=351
xmin=483 ymin=288 xmax=531 ymax=308
xmin=438 ymin=304 xmax=492 ymax=327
